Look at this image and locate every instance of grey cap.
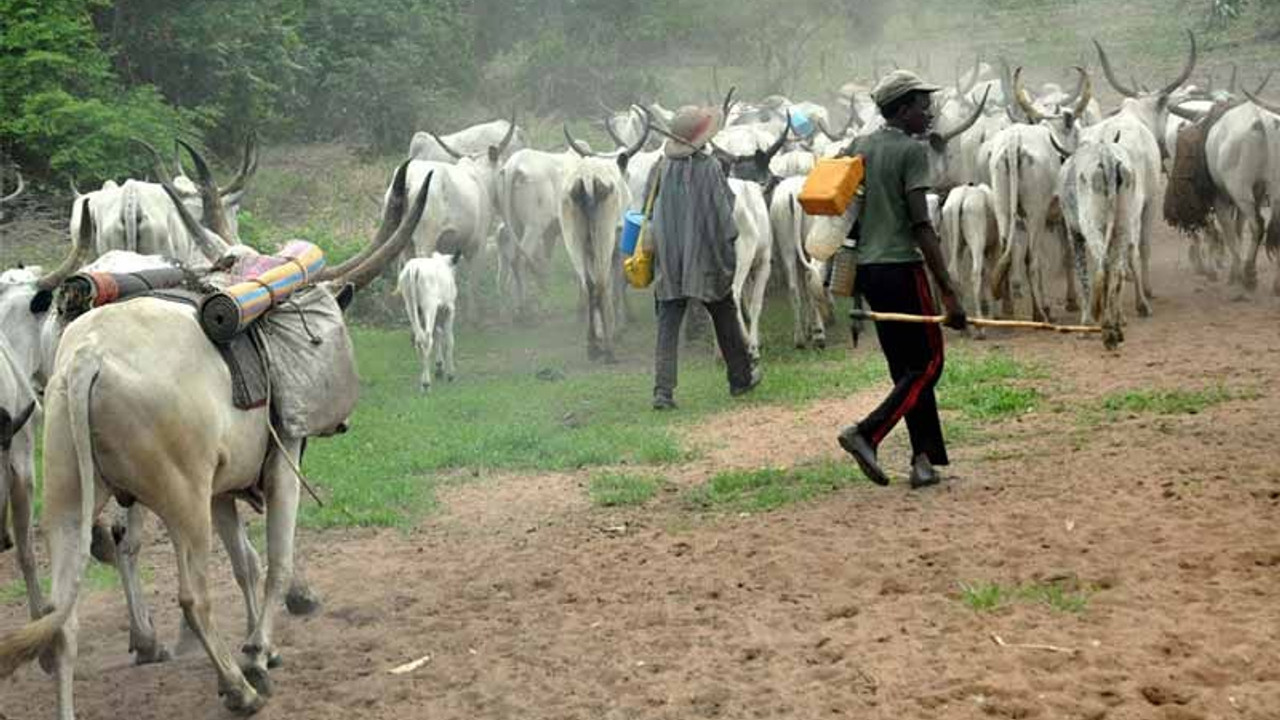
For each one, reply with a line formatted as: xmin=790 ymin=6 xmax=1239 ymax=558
xmin=872 ymin=70 xmax=942 ymax=108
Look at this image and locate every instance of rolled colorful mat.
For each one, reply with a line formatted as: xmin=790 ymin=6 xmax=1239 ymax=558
xmin=57 ymin=267 xmax=188 ymax=321
xmin=199 ymin=241 xmax=325 ymax=343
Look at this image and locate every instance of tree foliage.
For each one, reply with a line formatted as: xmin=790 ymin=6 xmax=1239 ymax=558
xmin=3 ymin=0 xmax=891 ymax=183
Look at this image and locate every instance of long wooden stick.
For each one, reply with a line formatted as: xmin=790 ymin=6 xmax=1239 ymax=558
xmin=849 ymin=309 xmax=1102 ymax=334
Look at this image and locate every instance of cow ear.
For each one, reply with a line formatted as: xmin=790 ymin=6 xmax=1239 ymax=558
xmin=488 ymin=147 xmax=500 ymax=164
xmin=29 ymin=289 xmax=53 ymax=314
xmin=1113 ymin=130 xmax=1122 ymax=144
xmin=928 ymin=133 xmax=946 ymax=153
xmin=335 ymin=282 xmax=356 ymax=311
xmin=616 ymin=155 xmax=630 ymax=173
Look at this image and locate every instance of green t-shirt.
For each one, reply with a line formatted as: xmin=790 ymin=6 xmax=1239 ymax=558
xmin=848 ymin=126 xmax=931 ymax=264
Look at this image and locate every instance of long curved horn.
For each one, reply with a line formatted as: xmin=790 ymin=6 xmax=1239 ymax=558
xmin=131 ymin=138 xmax=176 ymax=186
xmin=1169 ymin=104 xmax=1206 ymax=121
xmin=1013 ymin=67 xmax=1047 ymax=124
xmin=428 ymin=129 xmax=466 ymax=160
xmin=1158 ymin=31 xmax=1198 ymax=97
xmin=1092 ymin=39 xmax=1139 ymax=98
xmin=36 ymin=197 xmax=94 ymax=291
xmin=616 ymin=107 xmax=651 ymax=171
xmin=317 ymin=161 xmax=412 ymax=282
xmin=1227 ymin=63 xmax=1238 ymax=95
xmin=176 ymin=139 xmax=237 ymax=244
xmin=1048 ymin=133 xmax=1073 ymax=160
xmin=339 ymin=172 xmax=434 ymax=292
xmin=220 ymin=133 xmax=259 ymax=198
xmin=157 ymin=177 xmax=233 ymax=263
xmin=1071 ymin=67 xmax=1093 ymax=118
xmin=815 ymin=117 xmax=843 ymax=142
xmin=493 ymin=112 xmax=517 ymax=157
xmin=1 ymin=171 xmax=23 ymax=205
xmin=998 ymin=57 xmax=1015 ymax=107
xmin=563 ymin=124 xmax=596 ymax=158
xmin=602 ymin=113 xmax=628 ymax=148
xmin=69 ymin=177 xmax=82 ymax=198
xmin=762 ymin=112 xmax=792 ymax=162
xmin=1255 ymin=69 xmax=1275 ymax=96
xmin=939 ymin=86 xmax=991 ymax=143
xmin=721 ymin=85 xmax=738 ymax=124
xmin=1243 ymin=88 xmax=1280 ymax=116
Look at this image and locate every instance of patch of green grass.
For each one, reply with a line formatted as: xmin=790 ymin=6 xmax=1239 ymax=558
xmin=1099 ymin=386 xmax=1235 ymax=416
xmin=682 ymin=460 xmax=863 ymax=513
xmin=957 ymin=579 xmax=1094 ymax=614
xmin=938 ymin=350 xmax=1040 ymax=421
xmin=588 ymin=472 xmax=664 ymax=507
xmin=1 ymin=562 xmax=127 ymax=607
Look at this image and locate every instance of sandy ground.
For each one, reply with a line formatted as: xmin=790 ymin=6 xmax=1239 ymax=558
xmin=2 ymin=229 xmax=1280 ymax=720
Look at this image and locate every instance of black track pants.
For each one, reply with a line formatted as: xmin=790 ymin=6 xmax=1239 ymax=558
xmin=655 ymin=295 xmax=752 ymax=399
xmin=855 ymin=262 xmax=949 ymax=465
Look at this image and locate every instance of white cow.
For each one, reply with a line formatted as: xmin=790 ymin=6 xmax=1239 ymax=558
xmin=942 ymin=184 xmax=1001 ymax=331
xmin=560 ymin=121 xmax=649 ymax=361
xmin=1059 ymin=138 xmax=1145 ymax=348
xmin=0 ymin=161 xmax=433 ymax=719
xmin=727 ymin=179 xmax=773 ymax=361
xmin=1206 ymin=93 xmax=1280 ymax=293
xmin=988 ymin=123 xmax=1069 ymax=321
xmin=770 ymin=176 xmax=839 ymax=349
xmin=408 ymin=116 xmax=525 ymax=164
xmin=73 ymin=138 xmax=259 ymax=268
xmin=497 ymin=148 xmax=581 ymax=316
xmin=397 ymin=253 xmax=458 ymax=392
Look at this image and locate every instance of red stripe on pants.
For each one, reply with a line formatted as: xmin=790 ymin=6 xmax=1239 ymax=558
xmin=869 ymin=267 xmax=944 ymax=445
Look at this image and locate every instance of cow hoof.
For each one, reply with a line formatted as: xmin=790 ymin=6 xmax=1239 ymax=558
xmin=0 ymin=532 xmax=11 ymax=554
xmin=285 ymin=587 xmax=322 ymax=616
xmin=39 ymin=647 xmax=56 ymax=675
xmin=1065 ymin=299 xmax=1080 ymax=313
xmin=419 ymin=383 xmax=432 ymax=394
xmin=267 ymin=651 xmax=283 ymax=669
xmin=242 ymin=664 xmax=273 ymax=698
xmin=223 ymin=686 xmax=266 ymax=715
xmin=445 ymin=374 xmax=456 ymax=383
xmin=814 ymin=337 xmax=827 ymax=350
xmin=133 ymin=642 xmax=172 ymax=666
xmin=89 ymin=523 xmax=115 ymax=564
xmin=1137 ymin=304 xmax=1152 ymax=318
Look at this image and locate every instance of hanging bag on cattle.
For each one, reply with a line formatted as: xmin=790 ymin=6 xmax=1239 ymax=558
xmin=623 ymin=161 xmax=663 ymax=289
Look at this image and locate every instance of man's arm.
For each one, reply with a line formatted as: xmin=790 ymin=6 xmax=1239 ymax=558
xmin=907 ymin=189 xmax=967 ymax=329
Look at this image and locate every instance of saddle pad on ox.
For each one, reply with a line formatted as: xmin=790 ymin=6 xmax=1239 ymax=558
xmin=147 ymin=289 xmax=268 ymax=410
xmin=257 ymin=285 xmax=358 ymax=439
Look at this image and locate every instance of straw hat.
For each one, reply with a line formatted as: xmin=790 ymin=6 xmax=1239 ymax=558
xmin=664 ymin=105 xmax=719 ymax=158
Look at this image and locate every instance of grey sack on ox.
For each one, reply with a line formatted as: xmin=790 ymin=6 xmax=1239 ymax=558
xmin=260 ymin=285 xmax=359 ymax=438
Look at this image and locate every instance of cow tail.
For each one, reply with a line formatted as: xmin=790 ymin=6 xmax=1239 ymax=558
xmin=0 ymin=353 xmax=99 ymax=678
xmin=944 ymin=189 xmax=964 ymax=274
xmin=992 ymin=139 xmax=1020 ymax=296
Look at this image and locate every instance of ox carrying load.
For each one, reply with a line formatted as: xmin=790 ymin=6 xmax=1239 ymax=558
xmin=1164 ymin=101 xmax=1234 ymax=233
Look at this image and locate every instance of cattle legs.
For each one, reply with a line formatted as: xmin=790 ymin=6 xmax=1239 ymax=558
xmin=5 ymin=450 xmax=43 ymax=621
xmin=239 ymin=436 xmax=304 ymax=697
xmin=110 ymin=505 xmax=170 ymax=664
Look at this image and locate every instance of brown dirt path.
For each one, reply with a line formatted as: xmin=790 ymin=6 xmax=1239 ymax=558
xmin=3 ymin=231 xmax=1280 ymax=719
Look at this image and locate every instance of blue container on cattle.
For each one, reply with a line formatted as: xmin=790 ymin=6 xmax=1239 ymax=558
xmin=789 ymin=109 xmax=813 ymax=137
xmin=621 ymin=210 xmax=645 ymax=256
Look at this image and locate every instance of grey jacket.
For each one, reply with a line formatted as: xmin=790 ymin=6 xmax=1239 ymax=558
xmin=649 ymin=153 xmax=739 ymax=302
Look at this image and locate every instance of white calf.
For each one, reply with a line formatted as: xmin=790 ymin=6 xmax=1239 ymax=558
xmin=942 ymin=185 xmax=1001 ymax=331
xmin=398 ymin=254 xmax=459 ymax=392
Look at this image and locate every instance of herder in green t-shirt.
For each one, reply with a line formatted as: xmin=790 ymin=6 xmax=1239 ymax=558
xmin=836 ymin=70 xmax=968 ymax=489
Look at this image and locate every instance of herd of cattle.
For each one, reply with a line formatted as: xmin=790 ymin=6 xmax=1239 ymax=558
xmin=2 ymin=32 xmax=1279 ymax=718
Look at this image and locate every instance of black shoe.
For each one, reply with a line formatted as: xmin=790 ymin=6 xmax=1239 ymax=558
xmin=909 ymin=453 xmax=941 ymax=489
xmin=652 ymin=395 xmax=678 ymax=411
xmin=837 ymin=426 xmax=890 ymax=486
xmin=730 ymin=366 xmax=762 ymax=397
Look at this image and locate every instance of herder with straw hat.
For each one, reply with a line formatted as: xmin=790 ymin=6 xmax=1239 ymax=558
xmin=836 ymin=70 xmax=968 ymax=489
xmin=646 ymin=105 xmax=760 ymax=411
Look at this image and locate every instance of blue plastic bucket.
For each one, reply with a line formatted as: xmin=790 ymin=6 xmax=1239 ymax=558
xmin=621 ymin=210 xmax=645 ymax=256
xmin=789 ymin=109 xmax=813 ymax=137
